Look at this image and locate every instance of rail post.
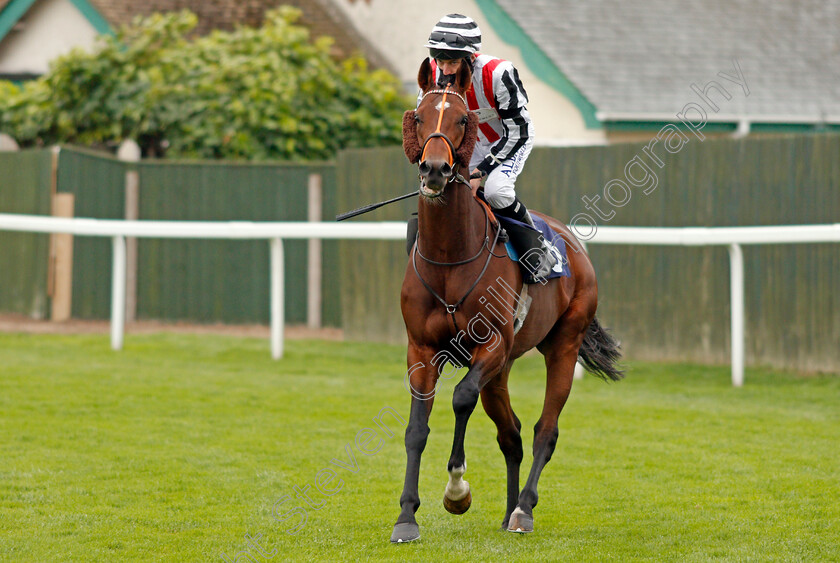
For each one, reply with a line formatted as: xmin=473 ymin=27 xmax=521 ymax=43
xmin=728 ymin=243 xmax=745 ymax=387
xmin=111 ymin=235 xmax=127 ymax=351
xmin=270 ymin=237 xmax=285 ymax=359
xmin=307 ymin=174 xmax=322 ymax=329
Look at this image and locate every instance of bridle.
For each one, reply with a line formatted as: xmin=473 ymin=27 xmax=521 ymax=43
xmin=412 ymin=85 xmax=504 ymax=332
xmin=417 ymin=86 xmax=472 ymax=192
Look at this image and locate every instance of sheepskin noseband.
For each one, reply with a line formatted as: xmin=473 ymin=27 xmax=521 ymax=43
xmin=402 ymin=111 xmax=422 ymax=164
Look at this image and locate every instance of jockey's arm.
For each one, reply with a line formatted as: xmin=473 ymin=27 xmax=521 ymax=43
xmin=474 ymin=61 xmax=532 ymax=178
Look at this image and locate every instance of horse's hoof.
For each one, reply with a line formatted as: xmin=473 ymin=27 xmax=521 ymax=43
xmin=506 ymin=507 xmax=534 ymax=533
xmin=443 ymin=490 xmax=472 ymax=514
xmin=390 ymin=522 xmax=420 ymax=543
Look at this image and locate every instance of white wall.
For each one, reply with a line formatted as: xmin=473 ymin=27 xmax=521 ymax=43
xmin=0 ymin=0 xmax=99 ymax=75
xmin=328 ymin=0 xmax=605 ymax=144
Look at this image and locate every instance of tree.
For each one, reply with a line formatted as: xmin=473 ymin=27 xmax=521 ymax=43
xmin=0 ymin=8 xmax=411 ymax=160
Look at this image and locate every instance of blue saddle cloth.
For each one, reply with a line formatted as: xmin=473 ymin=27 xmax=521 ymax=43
xmin=495 ymin=214 xmax=571 ymax=279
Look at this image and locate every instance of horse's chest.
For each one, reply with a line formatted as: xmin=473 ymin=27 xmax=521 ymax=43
xmin=420 ymin=309 xmax=457 ymax=341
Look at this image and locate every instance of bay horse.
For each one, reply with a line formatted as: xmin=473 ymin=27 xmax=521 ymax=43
xmin=391 ymin=59 xmax=622 ymax=543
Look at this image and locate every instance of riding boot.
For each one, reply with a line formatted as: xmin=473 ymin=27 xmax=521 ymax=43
xmin=494 ymin=198 xmax=557 ymax=283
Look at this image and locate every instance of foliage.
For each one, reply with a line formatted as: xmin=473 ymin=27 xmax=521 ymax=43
xmin=0 ymin=8 xmax=411 ymax=160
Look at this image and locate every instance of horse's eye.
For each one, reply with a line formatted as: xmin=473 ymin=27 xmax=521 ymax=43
xmin=414 ymin=114 xmax=422 ymax=124
xmin=459 ymin=115 xmax=468 ymax=126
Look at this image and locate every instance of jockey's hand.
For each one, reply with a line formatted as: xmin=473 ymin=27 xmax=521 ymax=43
xmin=469 ymin=168 xmax=483 ymax=191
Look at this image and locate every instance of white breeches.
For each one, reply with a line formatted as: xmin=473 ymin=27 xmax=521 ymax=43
xmin=470 ymin=140 xmax=533 ymax=209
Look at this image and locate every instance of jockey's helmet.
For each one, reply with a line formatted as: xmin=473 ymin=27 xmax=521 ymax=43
xmin=425 ymin=14 xmax=481 ymax=59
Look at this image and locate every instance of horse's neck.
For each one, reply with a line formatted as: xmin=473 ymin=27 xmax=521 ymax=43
xmin=417 ymin=182 xmax=485 ymax=262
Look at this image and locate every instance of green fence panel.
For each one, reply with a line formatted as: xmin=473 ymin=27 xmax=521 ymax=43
xmin=55 ymin=148 xmax=340 ymax=326
xmin=525 ymin=134 xmax=840 ymax=371
xmin=6 ymin=133 xmax=837 ymax=371
xmin=518 ymin=141 xmax=736 ymax=364
xmin=58 ymin=147 xmax=127 ymax=319
xmin=56 ymin=146 xmax=128 ymax=319
xmin=319 ymin=167 xmax=341 ymax=327
xmin=337 ymin=134 xmax=840 ymax=372
xmin=137 ymin=160 xmax=318 ymax=325
xmin=337 ymin=147 xmax=418 ymax=344
xmin=0 ymin=149 xmax=54 ymax=317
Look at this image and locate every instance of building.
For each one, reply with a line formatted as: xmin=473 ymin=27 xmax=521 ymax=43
xmin=328 ymin=0 xmax=840 ymax=143
xmin=2 ymin=0 xmax=838 ymax=144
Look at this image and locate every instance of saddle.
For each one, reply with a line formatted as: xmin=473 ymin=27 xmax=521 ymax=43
xmin=406 ymin=191 xmax=569 ymax=283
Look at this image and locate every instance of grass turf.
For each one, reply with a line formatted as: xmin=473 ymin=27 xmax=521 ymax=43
xmin=0 ymin=332 xmax=838 ymax=562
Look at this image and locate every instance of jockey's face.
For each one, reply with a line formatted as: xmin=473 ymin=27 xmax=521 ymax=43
xmin=436 ymin=58 xmax=464 ymax=76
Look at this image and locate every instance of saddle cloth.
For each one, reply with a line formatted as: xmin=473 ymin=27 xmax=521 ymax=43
xmin=495 ymin=214 xmax=571 ymax=280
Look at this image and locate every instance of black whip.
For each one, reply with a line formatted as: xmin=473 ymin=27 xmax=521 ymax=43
xmin=335 ymin=190 xmax=418 ymax=221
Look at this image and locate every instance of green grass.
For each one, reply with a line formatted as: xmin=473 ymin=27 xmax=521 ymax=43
xmin=0 ymin=332 xmax=838 ymax=562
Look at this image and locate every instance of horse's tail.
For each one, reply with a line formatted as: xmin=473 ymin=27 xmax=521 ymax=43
xmin=578 ymin=316 xmax=624 ymax=382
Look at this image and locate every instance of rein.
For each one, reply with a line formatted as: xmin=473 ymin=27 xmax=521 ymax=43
xmin=411 ymin=193 xmax=502 ymax=333
xmin=415 ymin=202 xmax=490 ymax=267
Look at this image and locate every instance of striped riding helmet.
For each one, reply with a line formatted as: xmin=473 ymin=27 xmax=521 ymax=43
xmin=424 ymin=14 xmax=482 ymax=57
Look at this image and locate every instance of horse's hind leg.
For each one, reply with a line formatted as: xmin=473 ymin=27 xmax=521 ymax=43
xmin=479 ymin=359 xmax=523 ymax=529
xmin=508 ymin=323 xmax=586 ymax=533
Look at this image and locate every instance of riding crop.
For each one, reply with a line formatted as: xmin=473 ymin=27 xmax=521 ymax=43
xmin=335 ymin=191 xmax=418 ymax=221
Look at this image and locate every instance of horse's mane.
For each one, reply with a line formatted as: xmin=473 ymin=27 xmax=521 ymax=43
xmin=402 ymin=105 xmax=479 ymax=168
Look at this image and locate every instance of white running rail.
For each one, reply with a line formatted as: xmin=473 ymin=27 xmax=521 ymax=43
xmin=1 ymin=213 xmax=838 ymax=386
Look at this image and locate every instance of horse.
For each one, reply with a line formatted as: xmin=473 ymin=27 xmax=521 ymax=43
xmin=390 ymin=58 xmax=623 ymax=543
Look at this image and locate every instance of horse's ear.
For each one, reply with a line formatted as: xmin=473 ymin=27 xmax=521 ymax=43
xmin=402 ymin=110 xmax=422 ymax=163
xmin=455 ymin=111 xmax=479 ymax=168
xmin=418 ymin=58 xmax=434 ymax=92
xmin=455 ymin=59 xmax=472 ymax=94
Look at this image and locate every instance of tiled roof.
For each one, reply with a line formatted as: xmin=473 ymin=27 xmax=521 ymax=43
xmin=495 ymin=0 xmax=840 ymax=122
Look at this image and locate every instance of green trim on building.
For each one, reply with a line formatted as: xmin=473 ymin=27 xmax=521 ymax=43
xmin=569 ymin=115 xmax=815 ymax=138
xmin=473 ymin=0 xmax=601 ymax=129
xmin=0 ymin=0 xmax=38 ymax=43
xmin=0 ymin=0 xmax=112 ymax=45
xmin=68 ymin=0 xmax=113 ymax=35
xmin=749 ymin=123 xmax=836 ymax=134
xmin=603 ymin=121 xmax=839 ymax=135
xmin=0 ymin=72 xmax=38 ymax=83
xmin=603 ymin=120 xmax=738 ymax=134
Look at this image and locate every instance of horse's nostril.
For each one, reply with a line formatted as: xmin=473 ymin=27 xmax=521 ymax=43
xmin=419 ymin=161 xmax=431 ymax=176
xmin=440 ymin=162 xmax=453 ymax=177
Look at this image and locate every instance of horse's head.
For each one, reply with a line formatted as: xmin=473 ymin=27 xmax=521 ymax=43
xmin=403 ymin=58 xmax=479 ymax=198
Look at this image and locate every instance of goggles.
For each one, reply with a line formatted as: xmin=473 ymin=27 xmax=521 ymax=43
xmin=428 ymin=31 xmax=472 ymax=50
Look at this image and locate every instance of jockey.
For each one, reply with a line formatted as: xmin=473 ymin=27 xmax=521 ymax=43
xmin=422 ymin=13 xmax=555 ymax=282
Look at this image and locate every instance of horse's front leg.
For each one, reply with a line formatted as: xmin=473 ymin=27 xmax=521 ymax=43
xmin=443 ymin=348 xmax=505 ymax=515
xmin=391 ymin=346 xmax=439 ymax=543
